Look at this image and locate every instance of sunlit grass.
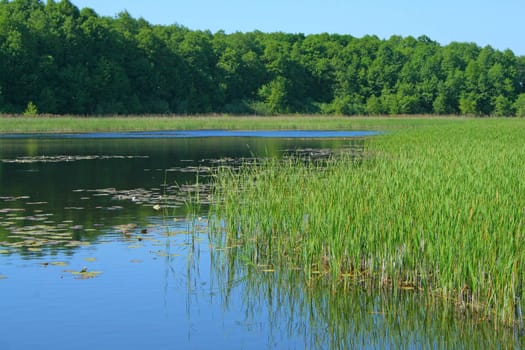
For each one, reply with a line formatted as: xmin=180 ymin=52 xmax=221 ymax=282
xmin=209 ymin=117 xmax=525 ymax=326
xmin=0 ymin=114 xmax=458 ymax=133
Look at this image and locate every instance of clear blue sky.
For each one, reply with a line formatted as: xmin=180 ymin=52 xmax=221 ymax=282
xmin=71 ymin=0 xmax=524 ymax=56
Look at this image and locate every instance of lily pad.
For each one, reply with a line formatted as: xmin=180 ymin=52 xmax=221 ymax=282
xmin=106 ymin=206 xmax=123 ymax=211
xmin=74 ymin=271 xmax=102 ymax=280
xmin=151 ymin=250 xmax=179 ymax=258
xmin=84 ymin=257 xmax=97 ymax=262
xmin=0 ymin=249 xmax=9 ymax=254
xmin=63 ymin=268 xmax=103 ymax=280
xmin=64 ymin=241 xmax=90 ymax=247
xmin=50 ymin=261 xmax=69 ymax=267
xmin=0 ymin=274 xmax=7 ymax=280
xmin=49 ymin=235 xmax=72 ymax=240
xmin=127 ymin=244 xmax=143 ymax=249
xmin=27 ymin=247 xmax=43 ymax=252
xmin=115 ymin=223 xmax=138 ymax=231
xmin=3 ymin=155 xmax=148 ymax=164
xmin=23 ymin=239 xmax=43 ymax=246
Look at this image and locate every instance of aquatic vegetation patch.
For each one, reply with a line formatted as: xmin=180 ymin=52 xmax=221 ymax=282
xmin=39 ymin=261 xmax=69 ymax=267
xmin=209 ymin=118 xmax=525 ymax=327
xmin=88 ymin=183 xmax=212 ymax=209
xmin=1 ymin=155 xmax=149 ymax=164
xmin=63 ymin=268 xmax=103 ymax=280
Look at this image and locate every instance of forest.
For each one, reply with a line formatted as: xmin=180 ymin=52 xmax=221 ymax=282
xmin=1 ymin=0 xmax=525 ymax=116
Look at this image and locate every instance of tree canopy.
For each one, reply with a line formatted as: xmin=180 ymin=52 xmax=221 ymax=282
xmin=1 ymin=0 xmax=524 ymax=116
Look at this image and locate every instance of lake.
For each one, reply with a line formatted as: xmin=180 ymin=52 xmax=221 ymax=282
xmin=0 ymin=131 xmax=522 ymax=349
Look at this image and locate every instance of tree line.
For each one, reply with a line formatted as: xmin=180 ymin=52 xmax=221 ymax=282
xmin=1 ymin=0 xmax=525 ymax=116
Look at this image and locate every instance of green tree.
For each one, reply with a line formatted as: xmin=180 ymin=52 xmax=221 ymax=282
xmin=514 ymin=94 xmax=525 ymax=117
xmin=212 ymin=31 xmax=265 ymax=112
xmin=492 ymin=95 xmax=514 ymax=116
xmin=23 ymin=100 xmax=38 ymax=116
xmin=433 ymin=92 xmax=449 ymax=114
xmin=367 ymin=36 xmax=406 ymax=96
xmin=177 ymin=30 xmax=218 ymax=112
xmin=459 ymin=93 xmax=478 ymax=115
xmin=0 ymin=85 xmax=4 ymax=111
xmin=366 ymin=95 xmax=385 ymax=115
xmin=0 ymin=1 xmax=524 ymax=116
xmin=258 ymin=76 xmax=289 ymax=114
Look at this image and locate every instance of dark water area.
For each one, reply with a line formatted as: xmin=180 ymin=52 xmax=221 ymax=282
xmin=0 ymin=133 xmax=522 ymax=349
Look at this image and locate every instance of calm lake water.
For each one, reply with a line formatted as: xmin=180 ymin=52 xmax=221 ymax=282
xmin=0 ymin=131 xmax=522 ymax=349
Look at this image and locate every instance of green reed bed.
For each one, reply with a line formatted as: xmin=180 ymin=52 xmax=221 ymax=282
xmin=209 ymin=118 xmax=525 ymax=326
xmin=0 ymin=114 xmax=444 ymax=133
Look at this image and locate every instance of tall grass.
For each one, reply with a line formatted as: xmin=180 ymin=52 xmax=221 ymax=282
xmin=209 ymin=118 xmax=525 ymax=326
xmin=0 ymin=114 xmax=452 ymax=133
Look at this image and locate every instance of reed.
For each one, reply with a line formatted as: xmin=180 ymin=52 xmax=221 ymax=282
xmin=209 ymin=118 xmax=525 ymax=326
xmin=0 ymin=114 xmax=451 ymax=133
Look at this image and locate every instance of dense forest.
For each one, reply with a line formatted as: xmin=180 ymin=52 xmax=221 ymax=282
xmin=1 ymin=0 xmax=525 ymax=116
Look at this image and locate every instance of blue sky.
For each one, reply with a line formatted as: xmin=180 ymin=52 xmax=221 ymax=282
xmin=71 ymin=0 xmax=524 ymax=56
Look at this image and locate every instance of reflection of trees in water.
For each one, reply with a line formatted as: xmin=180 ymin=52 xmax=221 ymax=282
xmin=207 ymin=235 xmax=524 ymax=349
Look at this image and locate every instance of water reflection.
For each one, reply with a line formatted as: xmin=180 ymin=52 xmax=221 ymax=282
xmin=208 ymin=233 xmax=524 ymax=349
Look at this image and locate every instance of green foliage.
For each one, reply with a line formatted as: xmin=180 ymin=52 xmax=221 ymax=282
xmin=0 ymin=1 xmax=523 ymax=116
xmin=432 ymin=93 xmax=449 ymax=114
xmin=493 ymin=95 xmax=514 ymax=116
xmin=23 ymin=101 xmax=38 ymax=116
xmin=258 ymin=77 xmax=289 ymax=114
xmin=366 ymin=95 xmax=385 ymax=115
xmin=459 ymin=93 xmax=479 ymax=115
xmin=324 ymin=95 xmax=366 ymax=115
xmin=514 ymin=94 xmax=525 ymax=117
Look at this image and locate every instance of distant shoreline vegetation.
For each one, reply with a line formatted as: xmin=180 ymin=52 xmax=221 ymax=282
xmin=0 ymin=115 xmax=471 ymax=134
xmin=0 ymin=0 xmax=524 ymax=116
xmin=0 ymin=115 xmax=403 ymax=133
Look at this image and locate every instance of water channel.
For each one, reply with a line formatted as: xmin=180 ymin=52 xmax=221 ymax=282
xmin=0 ymin=131 xmax=522 ymax=349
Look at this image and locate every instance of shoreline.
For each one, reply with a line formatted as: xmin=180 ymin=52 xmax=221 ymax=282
xmin=0 ymin=114 xmax=484 ymax=134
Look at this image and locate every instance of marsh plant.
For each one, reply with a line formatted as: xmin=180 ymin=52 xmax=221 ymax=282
xmin=209 ymin=118 xmax=525 ymax=327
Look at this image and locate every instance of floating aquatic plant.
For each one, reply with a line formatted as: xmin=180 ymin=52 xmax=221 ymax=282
xmin=63 ymin=268 xmax=102 ymax=280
